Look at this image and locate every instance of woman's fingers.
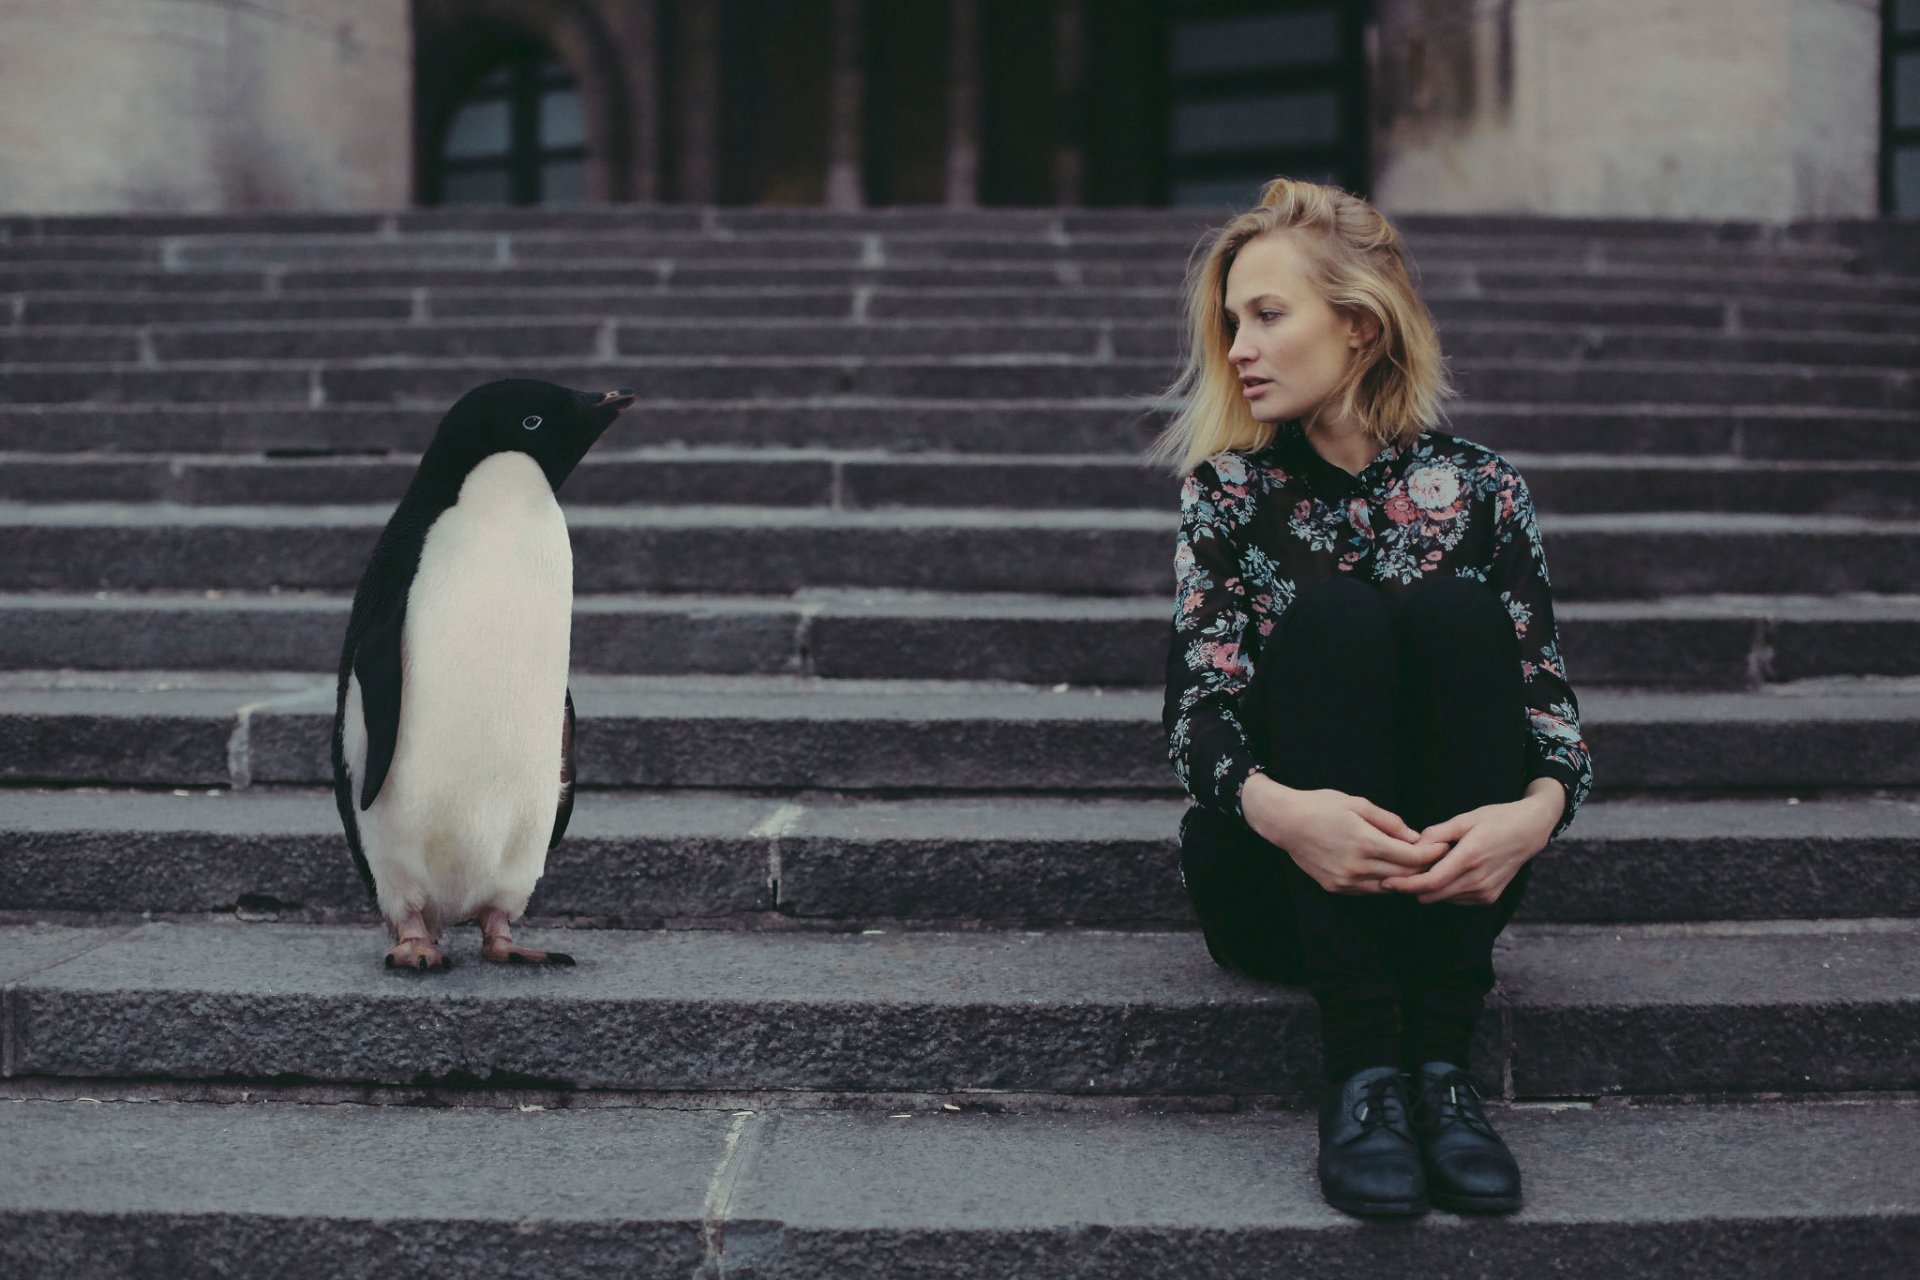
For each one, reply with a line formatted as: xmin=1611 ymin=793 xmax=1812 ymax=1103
xmin=1368 ymin=833 xmax=1450 ymax=868
xmin=1383 ymin=844 xmax=1471 ymax=894
xmin=1355 ymin=801 xmax=1421 ymax=843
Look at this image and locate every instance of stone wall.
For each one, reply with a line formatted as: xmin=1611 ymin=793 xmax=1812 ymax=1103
xmin=0 ymin=0 xmax=410 ymax=212
xmin=1368 ymin=0 xmax=1881 ymax=219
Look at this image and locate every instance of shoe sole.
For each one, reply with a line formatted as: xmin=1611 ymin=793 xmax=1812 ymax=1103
xmin=1430 ymin=1188 xmax=1522 ymax=1214
xmin=1321 ymin=1188 xmax=1429 ymax=1218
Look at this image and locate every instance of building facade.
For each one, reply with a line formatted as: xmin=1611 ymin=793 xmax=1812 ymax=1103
xmin=0 ymin=0 xmax=1909 ymax=219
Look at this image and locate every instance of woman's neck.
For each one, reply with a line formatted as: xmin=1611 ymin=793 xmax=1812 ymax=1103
xmin=1303 ymin=416 xmax=1377 ymax=476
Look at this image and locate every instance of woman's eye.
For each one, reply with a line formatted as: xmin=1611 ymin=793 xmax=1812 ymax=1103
xmin=522 ymin=415 xmax=543 ymax=431
xmin=1259 ymin=310 xmax=1282 ymax=322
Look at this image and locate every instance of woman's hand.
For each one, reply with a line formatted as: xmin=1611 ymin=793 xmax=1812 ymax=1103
xmin=1240 ymin=774 xmax=1449 ymax=895
xmin=1381 ymin=782 xmax=1564 ymax=905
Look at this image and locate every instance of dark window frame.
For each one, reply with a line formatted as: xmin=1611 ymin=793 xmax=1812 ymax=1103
xmin=425 ymin=51 xmax=588 ymax=207
xmin=1163 ymin=0 xmax=1372 ymax=203
xmin=1885 ymin=0 xmax=1920 ymax=216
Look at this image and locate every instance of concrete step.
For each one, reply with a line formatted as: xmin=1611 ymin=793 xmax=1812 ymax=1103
xmin=3 ymin=917 xmax=1915 ymax=1096
xmin=7 ymin=591 xmax=1919 ymax=687
xmin=1 ymin=504 xmax=1914 ymax=598
xmin=1 ymin=400 xmax=1914 ymax=460
xmin=0 ymin=204 xmax=1899 ymax=243
xmin=7 ymin=317 xmax=1917 ymax=371
xmin=2 ymin=789 xmax=1912 ymax=926
xmin=8 ymin=258 xmax=1920 ymax=304
xmin=3 ymin=673 xmax=1916 ymax=791
xmin=17 ymin=286 xmax=1920 ymax=338
xmin=0 ymin=223 xmax=1863 ymax=268
xmin=3 ymin=449 xmax=1917 ymax=518
xmin=3 ymin=1096 xmax=1915 ymax=1279
xmin=3 ymin=356 xmax=1911 ymax=411
xmin=7 ymin=1096 xmax=1916 ymax=1279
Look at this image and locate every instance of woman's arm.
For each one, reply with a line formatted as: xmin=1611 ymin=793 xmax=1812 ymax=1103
xmin=1485 ymin=465 xmax=1594 ymax=842
xmin=1162 ymin=458 xmax=1265 ymax=819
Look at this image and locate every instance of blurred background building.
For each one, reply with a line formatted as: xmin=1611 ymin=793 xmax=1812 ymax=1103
xmin=1 ymin=0 xmax=1912 ymax=219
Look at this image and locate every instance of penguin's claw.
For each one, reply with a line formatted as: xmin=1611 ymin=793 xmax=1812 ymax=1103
xmin=383 ymin=939 xmax=451 ymax=971
xmin=482 ymin=938 xmax=575 ymax=966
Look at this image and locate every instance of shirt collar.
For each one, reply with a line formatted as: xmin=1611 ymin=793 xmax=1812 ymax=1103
xmin=1271 ymin=420 xmax=1410 ymax=502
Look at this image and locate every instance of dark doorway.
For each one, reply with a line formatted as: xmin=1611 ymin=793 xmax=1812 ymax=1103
xmin=420 ymin=44 xmax=590 ymax=206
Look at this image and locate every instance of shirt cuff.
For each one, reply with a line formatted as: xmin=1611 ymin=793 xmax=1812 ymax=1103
xmin=1214 ymin=757 xmax=1264 ymax=822
xmin=1524 ymin=757 xmax=1585 ymax=840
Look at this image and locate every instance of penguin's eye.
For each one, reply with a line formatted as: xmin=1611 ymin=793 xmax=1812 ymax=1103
xmin=521 ymin=415 xmax=543 ymax=431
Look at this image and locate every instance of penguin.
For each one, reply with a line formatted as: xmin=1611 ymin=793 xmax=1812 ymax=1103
xmin=331 ymin=378 xmax=634 ymax=970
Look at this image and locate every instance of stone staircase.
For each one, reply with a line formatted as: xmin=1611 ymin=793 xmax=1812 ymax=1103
xmin=2 ymin=207 xmax=1917 ymax=1276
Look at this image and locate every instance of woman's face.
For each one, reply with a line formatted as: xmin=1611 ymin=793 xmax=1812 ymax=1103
xmin=1222 ymin=231 xmax=1377 ymax=426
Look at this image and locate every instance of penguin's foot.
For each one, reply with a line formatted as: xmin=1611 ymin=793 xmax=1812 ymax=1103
xmin=479 ymin=908 xmax=575 ymax=967
xmin=384 ymin=911 xmax=451 ymax=971
xmin=384 ymin=938 xmax=452 ymax=971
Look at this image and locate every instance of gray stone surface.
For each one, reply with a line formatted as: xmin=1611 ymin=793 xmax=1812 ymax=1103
xmin=3 ymin=1097 xmax=1915 ymax=1279
xmin=11 ymin=588 xmax=1920 ymax=685
xmin=5 ymin=920 xmax=1917 ymax=1097
xmin=3 ymin=503 xmax=1917 ymax=597
xmin=7 ymin=672 xmax=1920 ymax=791
xmin=3 ymin=790 xmax=1915 ymax=925
xmin=0 ymin=1099 xmax=718 ymax=1277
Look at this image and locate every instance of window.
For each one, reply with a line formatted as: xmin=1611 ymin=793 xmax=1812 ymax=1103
xmin=429 ymin=53 xmax=589 ymax=206
xmin=1887 ymin=1 xmax=1920 ymax=216
xmin=1165 ymin=0 xmax=1366 ymax=207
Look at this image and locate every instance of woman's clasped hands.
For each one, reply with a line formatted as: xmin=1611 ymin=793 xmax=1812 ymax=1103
xmin=1239 ymin=774 xmax=1561 ymax=905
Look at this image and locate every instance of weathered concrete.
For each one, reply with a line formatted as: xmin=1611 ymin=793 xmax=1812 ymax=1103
xmin=2 ymin=504 xmax=1916 ymax=597
xmin=0 ymin=1 xmax=410 ymax=214
xmin=1 ymin=1097 xmax=1916 ymax=1278
xmin=4 ymin=920 xmax=1916 ymax=1097
xmin=2 ymin=790 xmax=1916 ymax=927
xmin=6 ymin=672 xmax=1920 ymax=791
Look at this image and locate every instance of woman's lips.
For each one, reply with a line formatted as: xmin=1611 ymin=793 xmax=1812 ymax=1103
xmin=1241 ymin=378 xmax=1271 ymax=398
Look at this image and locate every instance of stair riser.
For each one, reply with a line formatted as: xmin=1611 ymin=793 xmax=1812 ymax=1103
xmin=8 ymin=323 xmax=1917 ymax=370
xmin=3 ymin=407 xmax=1916 ymax=460
xmin=7 ymin=605 xmax=1917 ymax=687
xmin=5 ymin=455 xmax=1917 ymax=518
xmin=8 ymin=982 xmax=1913 ymax=1098
xmin=3 ymin=523 xmax=1914 ymax=596
xmin=5 ymin=708 xmax=1913 ymax=791
xmin=2 ymin=362 xmax=1912 ymax=409
xmin=4 ymin=828 xmax=1914 ymax=924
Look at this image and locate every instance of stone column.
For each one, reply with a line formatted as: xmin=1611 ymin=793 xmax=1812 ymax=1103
xmin=0 ymin=0 xmax=410 ymax=212
xmin=946 ymin=0 xmax=981 ymax=206
xmin=826 ymin=0 xmax=866 ymax=209
xmin=1053 ymin=0 xmax=1086 ymax=205
xmin=674 ymin=0 xmax=722 ymax=203
xmin=1368 ymin=0 xmax=1880 ymax=220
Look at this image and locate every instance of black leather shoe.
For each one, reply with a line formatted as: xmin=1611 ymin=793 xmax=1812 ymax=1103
xmin=1316 ymin=1065 xmax=1427 ymax=1217
xmin=1410 ymin=1061 xmax=1522 ymax=1213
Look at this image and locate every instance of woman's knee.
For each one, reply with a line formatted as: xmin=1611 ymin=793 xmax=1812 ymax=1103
xmin=1276 ymin=576 xmax=1397 ymax=664
xmin=1399 ymin=577 xmax=1517 ymax=661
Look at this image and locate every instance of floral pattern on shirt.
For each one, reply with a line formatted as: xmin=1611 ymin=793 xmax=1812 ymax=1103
xmin=1163 ymin=425 xmax=1594 ymax=840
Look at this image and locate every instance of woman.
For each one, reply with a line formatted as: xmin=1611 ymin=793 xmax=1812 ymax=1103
xmin=1157 ymin=177 xmax=1593 ymax=1219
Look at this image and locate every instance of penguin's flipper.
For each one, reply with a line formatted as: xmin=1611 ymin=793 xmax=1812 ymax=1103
xmin=550 ymin=686 xmax=576 ymax=849
xmin=352 ymin=602 xmax=406 ymax=811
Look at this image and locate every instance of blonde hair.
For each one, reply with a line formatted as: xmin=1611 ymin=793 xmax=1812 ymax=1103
xmin=1148 ymin=176 xmax=1455 ymax=475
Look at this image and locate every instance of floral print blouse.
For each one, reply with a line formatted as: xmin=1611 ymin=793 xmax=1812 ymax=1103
xmin=1163 ymin=421 xmax=1593 ymax=840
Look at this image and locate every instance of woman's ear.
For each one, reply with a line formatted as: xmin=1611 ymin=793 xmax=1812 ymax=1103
xmin=1349 ymin=312 xmax=1383 ymax=350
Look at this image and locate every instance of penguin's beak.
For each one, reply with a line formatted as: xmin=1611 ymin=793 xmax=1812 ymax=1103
xmin=597 ymin=388 xmax=637 ymax=412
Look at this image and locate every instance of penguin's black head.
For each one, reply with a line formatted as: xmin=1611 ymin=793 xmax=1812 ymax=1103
xmin=426 ymin=378 xmax=636 ymax=491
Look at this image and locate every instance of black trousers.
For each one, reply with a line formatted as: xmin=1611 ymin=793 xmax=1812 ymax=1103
xmin=1178 ymin=575 xmax=1533 ymax=1082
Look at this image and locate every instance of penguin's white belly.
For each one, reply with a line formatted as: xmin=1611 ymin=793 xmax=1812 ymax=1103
xmin=348 ymin=453 xmax=573 ymax=929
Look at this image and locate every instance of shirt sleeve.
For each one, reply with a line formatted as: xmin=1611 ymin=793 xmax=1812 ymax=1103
xmin=1487 ymin=465 xmax=1593 ymax=840
xmin=1162 ymin=458 xmax=1265 ymax=818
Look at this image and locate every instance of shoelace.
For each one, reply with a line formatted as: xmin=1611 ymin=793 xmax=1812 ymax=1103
xmin=1411 ymin=1069 xmax=1499 ymax=1140
xmin=1349 ymin=1073 xmax=1410 ymax=1137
